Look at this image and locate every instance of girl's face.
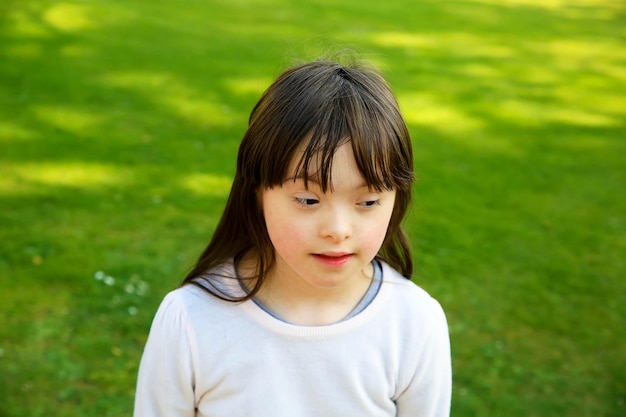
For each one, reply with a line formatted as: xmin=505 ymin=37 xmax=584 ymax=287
xmin=260 ymin=142 xmax=396 ymax=296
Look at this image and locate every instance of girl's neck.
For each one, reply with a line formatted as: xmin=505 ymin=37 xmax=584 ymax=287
xmin=237 ymin=252 xmax=373 ymax=326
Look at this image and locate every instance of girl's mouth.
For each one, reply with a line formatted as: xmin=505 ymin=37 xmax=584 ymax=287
xmin=312 ymin=253 xmax=353 ymax=267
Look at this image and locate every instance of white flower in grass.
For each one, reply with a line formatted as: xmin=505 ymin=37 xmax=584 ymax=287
xmin=129 ymin=274 xmax=149 ymax=296
xmin=136 ymin=281 xmax=149 ymax=297
xmin=128 ymin=306 xmax=138 ymax=316
xmin=104 ymin=275 xmax=115 ymax=286
xmin=94 ymin=271 xmax=105 ymax=281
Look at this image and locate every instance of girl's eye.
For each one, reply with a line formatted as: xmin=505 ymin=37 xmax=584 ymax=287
xmin=359 ymin=199 xmax=382 ymax=208
xmin=294 ymin=197 xmax=319 ymax=206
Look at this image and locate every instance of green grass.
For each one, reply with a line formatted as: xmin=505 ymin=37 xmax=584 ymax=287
xmin=1 ymin=0 xmax=625 ymax=415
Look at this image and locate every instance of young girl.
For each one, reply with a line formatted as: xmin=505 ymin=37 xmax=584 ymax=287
xmin=134 ymin=59 xmax=451 ymax=417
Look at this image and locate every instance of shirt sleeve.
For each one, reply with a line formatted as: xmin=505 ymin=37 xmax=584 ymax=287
xmin=133 ymin=291 xmax=196 ymax=417
xmin=396 ymin=297 xmax=452 ymax=417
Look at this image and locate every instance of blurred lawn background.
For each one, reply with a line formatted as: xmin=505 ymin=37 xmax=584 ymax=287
xmin=1 ymin=0 xmax=625 ymax=416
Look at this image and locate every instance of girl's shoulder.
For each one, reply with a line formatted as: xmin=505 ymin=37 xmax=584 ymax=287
xmin=378 ymin=261 xmax=446 ymax=318
xmin=380 ymin=261 xmax=438 ymax=299
xmin=156 ymin=260 xmax=244 ymax=316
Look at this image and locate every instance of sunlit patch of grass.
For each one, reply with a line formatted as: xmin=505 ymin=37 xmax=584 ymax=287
xmin=161 ymin=95 xmax=235 ymax=127
xmin=43 ymin=3 xmax=97 ymax=32
xmin=370 ymin=31 xmax=516 ymax=58
xmin=491 ymin=99 xmax=619 ymax=127
xmin=179 ymin=173 xmax=232 ymax=197
xmin=33 ymin=105 xmax=103 ymax=133
xmin=371 ymin=32 xmax=433 ymax=48
xmin=0 ymin=121 xmax=34 ymax=141
xmin=468 ymin=0 xmax=619 ymax=10
xmin=399 ymin=92 xmax=486 ymax=134
xmin=100 ymin=71 xmax=173 ymax=91
xmin=101 ymin=71 xmax=239 ymax=126
xmin=223 ymin=76 xmax=273 ymax=96
xmin=5 ymin=10 xmax=54 ymax=38
xmin=5 ymin=162 xmax=128 ymax=190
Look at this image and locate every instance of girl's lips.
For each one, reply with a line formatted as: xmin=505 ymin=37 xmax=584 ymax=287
xmin=312 ymin=253 xmax=353 ymax=267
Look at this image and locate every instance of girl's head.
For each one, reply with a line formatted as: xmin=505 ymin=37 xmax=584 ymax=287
xmin=185 ymin=59 xmax=415 ymax=298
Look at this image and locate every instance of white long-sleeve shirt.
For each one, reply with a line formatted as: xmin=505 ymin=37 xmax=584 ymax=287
xmin=134 ymin=260 xmax=451 ymax=417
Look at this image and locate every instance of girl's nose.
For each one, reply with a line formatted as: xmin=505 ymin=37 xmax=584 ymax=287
xmin=320 ymin=207 xmax=352 ymax=242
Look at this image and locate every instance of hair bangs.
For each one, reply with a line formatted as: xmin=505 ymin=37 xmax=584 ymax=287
xmin=289 ymin=112 xmax=349 ymax=193
xmin=349 ymin=109 xmax=414 ymax=194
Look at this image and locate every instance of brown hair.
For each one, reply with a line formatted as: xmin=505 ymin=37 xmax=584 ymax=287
xmin=183 ymin=59 xmax=415 ymax=301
